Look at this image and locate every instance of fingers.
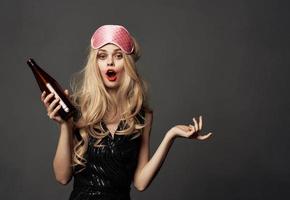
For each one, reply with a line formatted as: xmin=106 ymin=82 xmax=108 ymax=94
xmin=41 ymin=91 xmax=46 ymax=101
xmin=64 ymin=89 xmax=71 ymax=100
xmin=190 ymin=115 xmax=213 ymax=140
xmin=47 ymin=97 xmax=60 ymax=113
xmin=192 ymin=115 xmax=202 ymax=131
xmin=193 ymin=117 xmax=199 ymax=132
xmin=47 ymin=97 xmax=61 ymax=119
xmin=199 ymin=115 xmax=202 ymax=130
xmin=41 ymin=91 xmax=58 ymax=114
xmin=48 ymin=104 xmax=62 ymax=120
xmin=43 ymin=92 xmax=54 ymax=107
xmin=64 ymin=89 xmax=69 ymax=96
xmin=40 ymin=91 xmax=64 ymax=123
xmin=197 ymin=132 xmax=213 ymax=140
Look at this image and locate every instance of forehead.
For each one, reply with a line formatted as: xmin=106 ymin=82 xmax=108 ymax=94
xmin=98 ymin=43 xmax=122 ymax=52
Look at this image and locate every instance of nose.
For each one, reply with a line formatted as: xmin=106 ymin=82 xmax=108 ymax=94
xmin=107 ymin=56 xmax=114 ymax=66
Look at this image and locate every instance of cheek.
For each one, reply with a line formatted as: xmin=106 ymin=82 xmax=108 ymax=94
xmin=97 ymin=62 xmax=107 ymax=75
xmin=115 ymin=59 xmax=125 ymax=68
xmin=118 ymin=68 xmax=126 ymax=81
xmin=117 ymin=63 xmax=125 ymax=73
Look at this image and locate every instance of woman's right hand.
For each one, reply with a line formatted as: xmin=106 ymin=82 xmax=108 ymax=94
xmin=41 ymin=89 xmax=72 ymax=125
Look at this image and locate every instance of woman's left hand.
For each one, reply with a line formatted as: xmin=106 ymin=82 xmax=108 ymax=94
xmin=169 ymin=116 xmax=213 ymax=140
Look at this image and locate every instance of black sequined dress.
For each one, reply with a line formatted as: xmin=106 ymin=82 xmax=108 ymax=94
xmin=69 ymin=109 xmax=145 ymax=200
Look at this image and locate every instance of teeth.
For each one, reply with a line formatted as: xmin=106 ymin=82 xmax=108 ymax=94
xmin=106 ymin=70 xmax=116 ymax=77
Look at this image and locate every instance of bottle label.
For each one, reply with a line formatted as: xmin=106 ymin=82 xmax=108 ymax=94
xmin=46 ymin=83 xmax=70 ymax=112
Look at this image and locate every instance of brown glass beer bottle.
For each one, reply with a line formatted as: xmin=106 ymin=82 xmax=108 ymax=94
xmin=27 ymin=58 xmax=78 ymax=121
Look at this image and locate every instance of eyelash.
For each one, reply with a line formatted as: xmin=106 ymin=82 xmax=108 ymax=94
xmin=97 ymin=53 xmax=123 ymax=60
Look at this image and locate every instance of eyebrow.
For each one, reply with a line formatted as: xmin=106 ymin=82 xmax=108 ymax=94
xmin=98 ymin=48 xmax=122 ymax=52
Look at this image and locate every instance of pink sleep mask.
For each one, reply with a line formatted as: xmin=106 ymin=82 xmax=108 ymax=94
xmin=90 ymin=25 xmax=134 ymax=54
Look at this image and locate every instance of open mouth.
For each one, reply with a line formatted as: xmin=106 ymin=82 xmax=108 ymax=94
xmin=106 ymin=69 xmax=117 ymax=81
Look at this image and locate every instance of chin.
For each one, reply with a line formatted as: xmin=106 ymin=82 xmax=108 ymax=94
xmin=105 ymin=82 xmax=120 ymax=90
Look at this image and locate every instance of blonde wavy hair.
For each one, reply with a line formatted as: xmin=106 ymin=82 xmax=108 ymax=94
xmin=69 ymin=37 xmax=152 ymax=173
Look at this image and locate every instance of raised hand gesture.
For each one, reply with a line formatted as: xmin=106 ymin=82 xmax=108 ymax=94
xmin=169 ymin=116 xmax=213 ymax=140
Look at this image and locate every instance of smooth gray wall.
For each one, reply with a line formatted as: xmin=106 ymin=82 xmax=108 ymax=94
xmin=1 ymin=0 xmax=289 ymax=199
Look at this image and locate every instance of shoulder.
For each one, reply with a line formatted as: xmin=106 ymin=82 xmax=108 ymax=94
xmin=140 ymin=105 xmax=153 ymax=126
xmin=142 ymin=105 xmax=153 ymax=119
xmin=142 ymin=111 xmax=153 ymax=137
xmin=144 ymin=111 xmax=153 ymax=124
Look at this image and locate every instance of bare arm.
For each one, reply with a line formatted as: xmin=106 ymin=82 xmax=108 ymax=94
xmin=133 ymin=113 xmax=213 ymax=191
xmin=133 ymin=112 xmax=174 ymax=191
xmin=41 ymin=90 xmax=74 ymax=185
xmin=52 ymin=120 xmax=74 ymax=185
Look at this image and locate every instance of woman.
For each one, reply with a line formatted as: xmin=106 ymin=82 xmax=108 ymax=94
xmin=40 ymin=25 xmax=213 ymax=200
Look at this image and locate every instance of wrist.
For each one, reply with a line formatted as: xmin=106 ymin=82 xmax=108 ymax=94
xmin=166 ymin=129 xmax=177 ymax=141
xmin=59 ymin=119 xmax=73 ymax=130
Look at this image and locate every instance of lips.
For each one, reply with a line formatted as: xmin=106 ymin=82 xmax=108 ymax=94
xmin=105 ymin=69 xmax=117 ymax=81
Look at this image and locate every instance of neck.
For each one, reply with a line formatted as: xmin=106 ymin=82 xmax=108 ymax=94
xmin=104 ymin=108 xmax=122 ymax=123
xmin=107 ymin=86 xmax=123 ymax=103
xmin=105 ymin=90 xmax=121 ymax=123
xmin=107 ymin=85 xmax=119 ymax=95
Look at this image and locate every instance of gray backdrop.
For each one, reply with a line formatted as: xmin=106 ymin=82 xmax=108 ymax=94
xmin=1 ymin=0 xmax=289 ymax=199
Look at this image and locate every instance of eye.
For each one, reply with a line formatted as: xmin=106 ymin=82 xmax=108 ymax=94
xmin=115 ymin=53 xmax=123 ymax=59
xmin=97 ymin=54 xmax=107 ymax=60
